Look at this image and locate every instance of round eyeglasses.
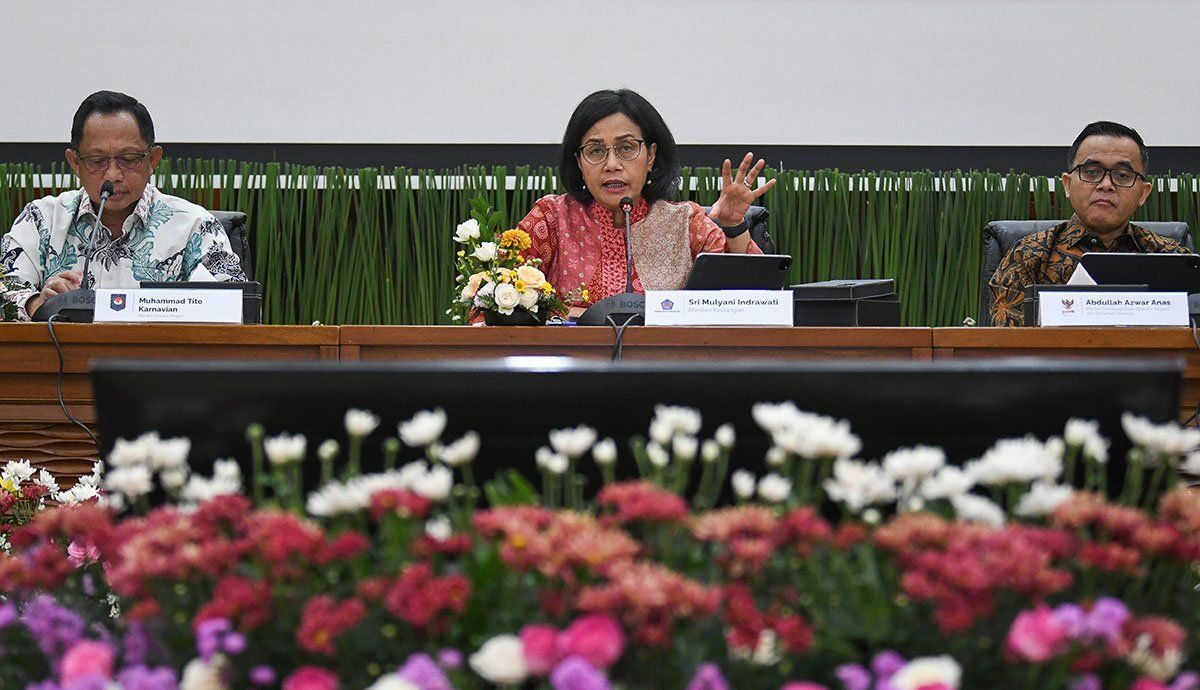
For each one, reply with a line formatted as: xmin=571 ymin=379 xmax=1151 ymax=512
xmin=74 ymin=148 xmax=154 ymax=174
xmin=577 ymin=139 xmax=644 ymax=166
xmin=1069 ymin=164 xmax=1145 ymax=188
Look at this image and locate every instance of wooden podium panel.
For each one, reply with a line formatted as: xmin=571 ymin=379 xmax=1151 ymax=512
xmin=340 ymin=326 xmax=935 ymax=363
xmin=933 ymin=327 xmax=1199 ymax=421
xmin=0 ymin=323 xmax=340 ymax=479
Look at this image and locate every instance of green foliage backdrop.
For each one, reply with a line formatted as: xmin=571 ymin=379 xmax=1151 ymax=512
xmin=2 ymin=161 xmax=1197 ymax=326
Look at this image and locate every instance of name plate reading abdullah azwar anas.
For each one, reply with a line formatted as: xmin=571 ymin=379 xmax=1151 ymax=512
xmin=1038 ymin=291 xmax=1188 ymax=327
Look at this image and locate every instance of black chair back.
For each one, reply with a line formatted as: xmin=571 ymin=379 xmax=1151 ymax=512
xmin=979 ymin=220 xmax=1193 ymax=326
xmin=210 ymin=210 xmax=253 ymax=282
xmin=700 ymin=205 xmax=774 ymax=254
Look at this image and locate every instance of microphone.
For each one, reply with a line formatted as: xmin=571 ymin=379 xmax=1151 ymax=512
xmin=31 ymin=181 xmax=114 ymax=322
xmin=80 ymin=181 xmax=115 ymax=289
xmin=620 ymin=196 xmax=634 ymax=293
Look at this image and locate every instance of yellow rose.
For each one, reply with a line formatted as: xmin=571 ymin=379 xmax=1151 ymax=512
xmin=515 ymin=265 xmax=545 ymax=289
xmin=460 ymin=271 xmax=489 ymax=300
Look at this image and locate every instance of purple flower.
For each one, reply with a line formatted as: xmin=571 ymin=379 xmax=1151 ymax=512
xmin=870 ymin=652 xmax=905 ymax=682
xmin=250 ymin=666 xmax=277 ymax=686
xmin=195 ymin=618 xmax=232 ymax=662
xmin=20 ymin=595 xmax=85 ymax=661
xmin=0 ymin=602 xmax=18 ymax=629
xmin=436 ymin=649 xmax=463 ymax=669
xmin=1052 ymin=604 xmax=1087 ymax=639
xmin=550 ymin=657 xmax=610 ymax=690
xmin=221 ymin=632 xmax=246 ymax=656
xmin=61 ymin=675 xmax=109 ymax=690
xmin=116 ymin=665 xmax=178 ymax=690
xmin=397 ymin=653 xmax=454 ymax=690
xmin=122 ymin=623 xmax=152 ymax=666
xmin=1068 ymin=674 xmax=1101 ymax=690
xmin=835 ymin=664 xmax=871 ymax=690
xmin=686 ymin=663 xmax=729 ymax=690
xmin=1171 ymin=672 xmax=1200 ymax=690
xmin=1083 ymin=598 xmax=1128 ymax=646
xmin=25 ymin=681 xmax=60 ymax=690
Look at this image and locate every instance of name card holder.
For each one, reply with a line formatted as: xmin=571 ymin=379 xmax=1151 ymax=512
xmin=645 ymin=290 xmax=793 ymax=326
xmin=94 ymin=288 xmax=244 ymax=324
xmin=1037 ymin=290 xmax=1189 ymax=327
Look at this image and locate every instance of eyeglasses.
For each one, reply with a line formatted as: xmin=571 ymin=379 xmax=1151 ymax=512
xmin=1069 ymin=163 xmax=1145 ymax=188
xmin=577 ymin=139 xmax=644 ymax=166
xmin=73 ymin=148 xmax=153 ymax=173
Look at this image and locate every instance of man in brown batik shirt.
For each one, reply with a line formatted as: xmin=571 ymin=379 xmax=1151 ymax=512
xmin=989 ymin=121 xmax=1191 ymax=327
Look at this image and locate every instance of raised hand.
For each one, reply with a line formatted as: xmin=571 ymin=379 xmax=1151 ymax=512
xmin=707 ymin=152 xmax=777 ymax=229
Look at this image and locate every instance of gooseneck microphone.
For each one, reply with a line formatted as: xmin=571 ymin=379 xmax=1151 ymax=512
xmin=620 ymin=196 xmax=634 ymax=293
xmin=80 ymin=180 xmax=115 ymax=289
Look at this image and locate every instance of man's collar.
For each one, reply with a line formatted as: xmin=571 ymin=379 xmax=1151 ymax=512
xmin=1062 ymin=214 xmax=1141 ymax=251
xmin=74 ymin=184 xmax=156 ymax=230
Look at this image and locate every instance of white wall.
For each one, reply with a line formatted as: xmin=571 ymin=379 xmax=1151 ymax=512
xmin=2 ymin=0 xmax=1197 ymax=146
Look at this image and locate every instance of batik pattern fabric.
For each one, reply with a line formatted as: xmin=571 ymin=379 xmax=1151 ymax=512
xmin=517 ymin=193 xmax=761 ymax=306
xmin=988 ymin=215 xmax=1191 ymax=327
xmin=0 ymin=185 xmax=245 ymax=320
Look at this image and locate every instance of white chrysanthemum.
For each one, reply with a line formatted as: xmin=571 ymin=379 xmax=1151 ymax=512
xmin=889 ymin=655 xmax=962 ymax=690
xmin=882 ymin=445 xmax=946 ymax=484
xmin=757 ymin=474 xmax=792 ymax=503
xmin=823 ymin=458 xmax=896 ymax=513
xmin=34 ymin=469 xmax=59 ymax=493
xmin=317 ymin=439 xmax=340 ymax=462
xmin=951 ymin=493 xmax=1005 ymax=528
xmin=263 ymin=433 xmax=306 ymax=466
xmin=1015 ymin=481 xmax=1074 ymax=518
xmin=414 ymin=465 xmax=454 ymax=501
xmin=104 ymin=465 xmax=153 ymax=500
xmin=398 ymin=409 xmax=447 ymax=448
xmin=344 ymin=408 xmax=381 ymax=438
xmin=306 ymin=481 xmax=370 ymax=517
xmin=469 ymin=634 xmax=528 ymax=686
xmin=160 ymin=468 xmax=189 ymax=492
xmin=438 ymin=431 xmax=480 ymax=467
xmin=592 ymin=438 xmax=618 ymax=466
xmin=919 ymin=466 xmax=974 ymax=501
xmin=548 ymin=425 xmax=598 ymax=459
xmin=1122 ymin=412 xmax=1200 ymax=457
xmin=648 ymin=420 xmax=673 ymax=445
xmin=181 ymin=460 xmax=242 ymax=505
xmin=765 ymin=447 xmax=787 ymax=467
xmin=179 ymin=654 xmax=229 ymax=690
xmin=149 ymin=437 xmax=190 ymax=471
xmin=54 ymin=483 xmax=100 ymax=505
xmin=771 ymin=413 xmax=862 ymax=461
xmin=653 ymin=404 xmax=703 ymax=437
xmin=2 ymin=460 xmax=35 ymax=485
xmin=646 ymin=442 xmax=670 ymax=468
xmin=751 ymin=401 xmax=802 ymax=435
xmin=1183 ymin=452 xmax=1200 ymax=476
xmin=424 ymin=516 xmax=453 ymax=541
xmin=700 ymin=439 xmax=720 ymax=464
xmin=672 ymin=435 xmax=699 ymax=462
xmin=365 ymin=674 xmax=419 ymax=690
xmin=966 ymin=436 xmax=1063 ymax=486
xmin=453 ymin=218 xmax=481 ymax=243
xmin=731 ymin=470 xmax=756 ymax=500
xmin=107 ymin=433 xmax=156 ymax=468
xmin=78 ymin=461 xmax=103 ymax=489
xmin=715 ymin=423 xmax=736 ymax=449
xmin=1065 ymin=418 xmax=1110 ymax=464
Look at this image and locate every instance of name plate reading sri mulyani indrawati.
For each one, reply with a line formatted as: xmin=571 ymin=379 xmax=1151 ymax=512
xmin=645 ymin=290 xmax=793 ymax=326
xmin=94 ymin=288 xmax=243 ymax=324
xmin=1038 ymin=291 xmax=1188 ymax=327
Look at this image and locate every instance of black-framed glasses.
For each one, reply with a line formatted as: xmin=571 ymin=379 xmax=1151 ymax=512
xmin=1069 ymin=163 xmax=1145 ymax=188
xmin=73 ymin=148 xmax=154 ymax=173
xmin=577 ymin=139 xmax=644 ymax=166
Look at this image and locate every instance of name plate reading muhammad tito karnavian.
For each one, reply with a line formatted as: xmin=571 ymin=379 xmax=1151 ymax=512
xmin=1038 ymin=290 xmax=1188 ymax=327
xmin=94 ymin=288 xmax=243 ymax=324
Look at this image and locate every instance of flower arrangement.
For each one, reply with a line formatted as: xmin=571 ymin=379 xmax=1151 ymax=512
xmin=0 ymin=406 xmax=1198 ymax=690
xmin=0 ymin=264 xmax=20 ymax=322
xmin=448 ymin=198 xmax=572 ymax=324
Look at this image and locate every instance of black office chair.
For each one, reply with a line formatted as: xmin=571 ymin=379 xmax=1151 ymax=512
xmin=210 ymin=210 xmax=254 ymax=282
xmin=979 ymin=220 xmax=1194 ymax=326
xmin=700 ymin=205 xmax=774 ymax=254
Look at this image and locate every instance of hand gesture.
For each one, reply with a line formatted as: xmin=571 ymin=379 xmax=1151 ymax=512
xmin=708 ymin=152 xmax=777 ymax=228
xmin=26 ymin=269 xmax=82 ymax=317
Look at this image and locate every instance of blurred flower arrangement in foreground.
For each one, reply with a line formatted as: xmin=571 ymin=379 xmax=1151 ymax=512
xmin=1 ymin=405 xmax=1199 ymax=690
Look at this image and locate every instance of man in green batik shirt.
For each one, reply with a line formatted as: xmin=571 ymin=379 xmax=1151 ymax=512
xmin=0 ymin=90 xmax=244 ymax=321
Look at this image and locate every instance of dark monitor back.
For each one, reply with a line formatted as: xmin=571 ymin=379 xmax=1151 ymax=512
xmin=92 ymin=358 xmax=1181 ymax=487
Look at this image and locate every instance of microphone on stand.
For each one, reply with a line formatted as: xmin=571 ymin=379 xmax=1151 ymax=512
xmin=578 ymin=195 xmax=645 ymax=326
xmin=32 ymin=181 xmax=114 ymax=322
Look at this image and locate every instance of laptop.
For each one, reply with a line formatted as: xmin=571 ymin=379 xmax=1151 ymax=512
xmin=1079 ymin=253 xmax=1200 ymax=294
xmin=683 ymin=253 xmax=792 ymax=290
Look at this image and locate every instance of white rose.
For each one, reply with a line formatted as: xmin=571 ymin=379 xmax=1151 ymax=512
xmin=454 ymin=218 xmax=481 ymax=243
xmin=493 ymin=283 xmax=520 ymax=315
xmin=889 ymin=655 xmax=962 ymax=690
xmin=344 ymin=408 xmax=381 ymax=438
xmin=757 ymin=474 xmax=792 ymax=503
xmin=519 ymin=288 xmax=540 ymax=310
xmin=471 ymin=242 xmax=497 ymax=262
xmin=469 ymin=635 xmax=529 ymax=686
xmin=439 ymin=431 xmax=480 ymax=467
xmin=263 ymin=433 xmax=306 ymax=466
xmin=398 ymin=408 xmax=447 ymax=447
xmin=593 ymin=438 xmax=618 ymax=466
xmin=731 ymin=470 xmax=756 ymax=499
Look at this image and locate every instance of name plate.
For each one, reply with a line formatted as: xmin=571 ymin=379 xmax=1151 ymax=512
xmin=645 ymin=290 xmax=793 ymax=326
xmin=1038 ymin=290 xmax=1188 ymax=327
xmin=94 ymin=288 xmax=243 ymax=324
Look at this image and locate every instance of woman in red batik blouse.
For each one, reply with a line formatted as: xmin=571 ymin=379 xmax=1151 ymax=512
xmin=517 ymin=89 xmax=775 ymax=312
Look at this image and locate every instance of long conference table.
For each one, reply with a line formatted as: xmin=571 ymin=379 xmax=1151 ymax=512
xmin=1 ymin=323 xmax=1195 ymax=480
